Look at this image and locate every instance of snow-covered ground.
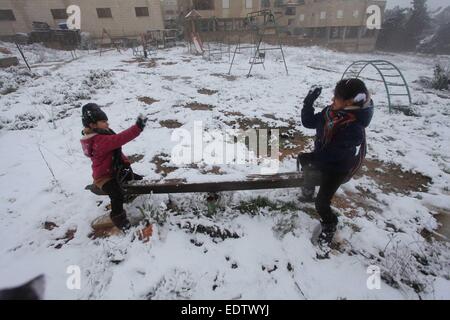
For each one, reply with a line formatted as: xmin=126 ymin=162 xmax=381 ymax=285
xmin=0 ymin=42 xmax=449 ymax=299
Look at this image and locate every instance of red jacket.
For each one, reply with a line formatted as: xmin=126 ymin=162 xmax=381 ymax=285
xmin=81 ymin=125 xmax=142 ymax=180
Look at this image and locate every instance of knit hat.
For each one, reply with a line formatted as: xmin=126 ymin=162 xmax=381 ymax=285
xmin=81 ymin=103 xmax=108 ymax=127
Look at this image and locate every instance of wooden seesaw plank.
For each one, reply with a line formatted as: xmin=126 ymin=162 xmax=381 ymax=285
xmin=85 ymin=172 xmax=304 ymax=196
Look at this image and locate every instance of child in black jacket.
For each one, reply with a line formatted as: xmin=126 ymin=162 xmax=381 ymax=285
xmin=299 ymin=79 xmax=374 ymax=248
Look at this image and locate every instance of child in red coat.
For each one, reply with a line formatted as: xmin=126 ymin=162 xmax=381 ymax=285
xmin=80 ymin=103 xmax=147 ymax=231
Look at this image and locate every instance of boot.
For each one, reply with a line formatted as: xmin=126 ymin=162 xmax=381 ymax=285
xmin=131 ymin=173 xmax=144 ymax=181
xmin=298 ymin=187 xmax=315 ymax=202
xmin=110 ymin=210 xmax=131 ymax=231
xmin=317 ymin=222 xmax=337 ymax=247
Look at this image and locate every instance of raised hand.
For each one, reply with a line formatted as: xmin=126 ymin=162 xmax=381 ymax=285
xmin=136 ymin=114 xmax=148 ymax=131
xmin=303 ymin=86 xmax=322 ymax=107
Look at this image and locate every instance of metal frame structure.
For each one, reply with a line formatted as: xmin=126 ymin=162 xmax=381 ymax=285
xmin=342 ymin=60 xmax=412 ymax=112
xmin=228 ymin=10 xmax=288 ymax=78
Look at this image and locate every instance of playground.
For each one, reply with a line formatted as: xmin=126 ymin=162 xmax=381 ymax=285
xmin=0 ymin=39 xmax=449 ymax=299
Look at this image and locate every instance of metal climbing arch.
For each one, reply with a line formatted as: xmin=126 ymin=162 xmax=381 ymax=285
xmin=341 ymin=60 xmax=412 ymax=112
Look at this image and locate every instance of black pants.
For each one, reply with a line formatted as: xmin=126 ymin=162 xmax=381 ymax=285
xmin=101 ymin=179 xmax=124 ymax=218
xmin=302 ymin=168 xmax=348 ymax=225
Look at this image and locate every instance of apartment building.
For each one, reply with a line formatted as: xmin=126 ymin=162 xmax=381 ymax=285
xmin=267 ymin=0 xmax=387 ymax=52
xmin=0 ymin=0 xmax=164 ymax=38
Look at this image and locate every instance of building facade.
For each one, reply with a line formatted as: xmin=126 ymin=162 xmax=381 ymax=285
xmin=265 ymin=0 xmax=387 ymax=52
xmin=0 ymin=0 xmax=164 ymax=38
xmin=173 ymin=0 xmax=386 ymax=52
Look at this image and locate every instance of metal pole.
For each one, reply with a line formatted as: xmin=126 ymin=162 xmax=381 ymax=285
xmin=15 ymin=42 xmax=31 ymax=71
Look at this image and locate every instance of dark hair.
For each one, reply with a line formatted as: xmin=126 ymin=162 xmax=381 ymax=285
xmin=334 ymin=78 xmax=369 ymax=108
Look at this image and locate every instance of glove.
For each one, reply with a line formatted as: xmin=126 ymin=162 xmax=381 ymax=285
xmin=303 ymin=86 xmax=322 ymax=108
xmin=136 ymin=114 xmax=148 ymax=131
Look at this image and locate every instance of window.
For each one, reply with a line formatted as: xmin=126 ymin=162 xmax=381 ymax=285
xmin=0 ymin=9 xmax=15 ymax=21
xmin=135 ymin=7 xmax=149 ymax=17
xmin=51 ymin=9 xmax=68 ymax=20
xmin=224 ymin=20 xmax=233 ymax=31
xmin=96 ymin=8 xmax=112 ymax=18
xmin=222 ymin=0 xmax=230 ymax=9
xmin=330 ymin=27 xmax=344 ymax=39
xmin=304 ymin=28 xmax=314 ymax=38
xmin=286 ymin=7 xmax=296 ymax=16
xmin=193 ymin=0 xmax=214 ymax=10
xmin=320 ymin=11 xmax=326 ymax=20
xmin=337 ymin=10 xmax=343 ymax=19
xmin=353 ymin=10 xmax=359 ymax=18
xmin=261 ymin=0 xmax=271 ymax=8
xmin=299 ymin=14 xmax=305 ymax=22
xmin=245 ymin=0 xmax=253 ymax=9
xmin=314 ymin=27 xmax=327 ymax=38
xmin=297 ymin=0 xmax=305 ymax=4
xmin=345 ymin=26 xmax=359 ymax=38
xmin=362 ymin=28 xmax=376 ymax=38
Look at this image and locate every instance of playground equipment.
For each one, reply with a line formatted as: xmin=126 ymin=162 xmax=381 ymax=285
xmin=228 ymin=10 xmax=288 ymax=77
xmin=99 ymin=28 xmax=123 ymax=56
xmin=86 ymin=172 xmax=304 ymax=196
xmin=342 ymin=60 xmax=412 ymax=112
xmin=145 ymin=29 xmax=178 ymax=49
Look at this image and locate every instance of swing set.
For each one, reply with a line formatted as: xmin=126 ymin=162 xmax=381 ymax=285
xmin=228 ymin=10 xmax=288 ymax=77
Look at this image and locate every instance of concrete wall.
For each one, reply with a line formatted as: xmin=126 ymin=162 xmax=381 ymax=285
xmin=0 ymin=0 xmax=164 ymax=38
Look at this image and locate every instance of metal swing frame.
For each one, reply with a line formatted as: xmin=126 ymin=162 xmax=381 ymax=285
xmin=342 ymin=60 xmax=412 ymax=113
xmin=228 ymin=10 xmax=288 ymax=78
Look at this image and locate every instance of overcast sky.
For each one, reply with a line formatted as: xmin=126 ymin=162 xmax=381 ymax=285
xmin=386 ymin=0 xmax=449 ymax=10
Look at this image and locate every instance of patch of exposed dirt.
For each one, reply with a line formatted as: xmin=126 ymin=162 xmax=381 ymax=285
xmin=162 ymin=61 xmax=177 ymax=65
xmin=151 ymin=153 xmax=177 ymax=177
xmin=198 ymin=88 xmax=218 ymax=95
xmin=279 ymin=128 xmax=313 ymax=161
xmin=0 ymin=47 xmax=12 ymax=54
xmin=54 ymin=229 xmax=76 ymax=249
xmin=160 ymin=119 xmax=183 ymax=128
xmin=262 ymin=113 xmax=280 ymax=120
xmin=220 ymin=110 xmax=244 ymax=117
xmin=43 ymin=221 xmax=58 ymax=231
xmin=225 ymin=117 xmax=269 ymax=129
xmin=182 ymin=59 xmax=192 ymax=63
xmin=355 ymin=159 xmax=432 ymax=194
xmin=121 ymin=57 xmax=145 ymax=64
xmin=162 ymin=75 xmax=178 ymax=81
xmin=200 ymin=166 xmax=225 ymax=175
xmin=184 ymin=102 xmax=215 ymax=111
xmin=211 ymin=73 xmax=237 ymax=81
xmin=333 ymin=188 xmax=382 ymax=218
xmin=138 ymin=96 xmax=159 ymax=105
xmin=109 ymin=68 xmax=128 ymax=72
xmin=138 ymin=58 xmax=157 ymax=68
xmin=128 ymin=154 xmax=144 ymax=164
xmin=225 ymin=117 xmax=312 ymax=161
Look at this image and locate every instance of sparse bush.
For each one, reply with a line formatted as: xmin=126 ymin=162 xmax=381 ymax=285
xmin=82 ymin=69 xmax=114 ymax=90
xmin=432 ymin=64 xmax=449 ymax=91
